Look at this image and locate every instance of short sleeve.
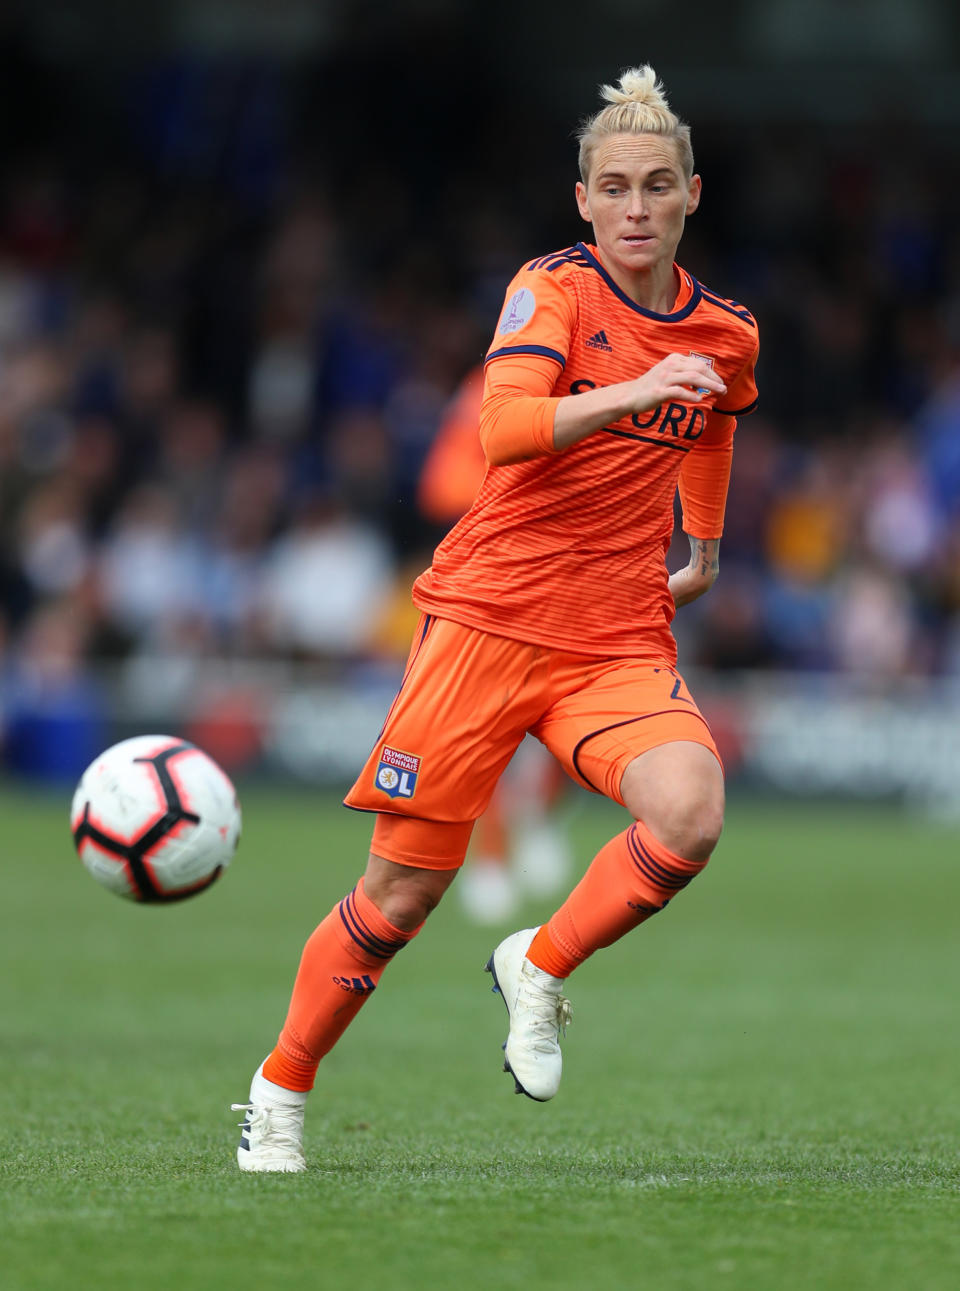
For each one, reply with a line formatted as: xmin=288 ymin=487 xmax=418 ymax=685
xmin=485 ymin=265 xmax=577 ymax=372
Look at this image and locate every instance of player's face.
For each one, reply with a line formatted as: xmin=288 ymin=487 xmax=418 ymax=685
xmin=576 ymin=134 xmax=701 ymax=296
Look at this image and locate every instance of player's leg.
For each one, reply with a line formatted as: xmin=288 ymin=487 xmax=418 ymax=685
xmin=488 ymin=661 xmax=722 ymax=1101
xmin=235 ymin=618 xmax=544 ymax=1168
xmin=527 ymin=740 xmax=724 ymax=977
xmin=234 ymin=821 xmax=467 ymax=1173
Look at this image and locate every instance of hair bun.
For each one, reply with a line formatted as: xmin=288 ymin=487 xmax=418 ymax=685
xmin=600 ymin=65 xmax=670 ymax=111
xmin=577 ymin=64 xmax=692 ymax=183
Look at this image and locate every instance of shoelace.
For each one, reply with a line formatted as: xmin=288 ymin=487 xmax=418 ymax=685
xmin=231 ymin=1102 xmax=305 ymax=1156
xmin=517 ymin=977 xmax=573 ymax=1051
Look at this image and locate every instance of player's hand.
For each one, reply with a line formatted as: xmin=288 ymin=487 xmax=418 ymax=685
xmin=551 ymin=353 xmax=729 ymax=452
xmin=629 ymin=353 xmax=727 ymax=411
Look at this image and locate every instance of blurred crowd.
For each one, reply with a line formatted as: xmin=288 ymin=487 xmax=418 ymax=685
xmin=2 ymin=56 xmax=960 ymax=782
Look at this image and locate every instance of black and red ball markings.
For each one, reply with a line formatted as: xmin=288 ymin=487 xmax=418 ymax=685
xmin=72 ymin=740 xmax=222 ymax=903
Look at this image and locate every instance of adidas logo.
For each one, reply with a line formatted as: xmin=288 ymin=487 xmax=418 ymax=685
xmin=627 ymin=898 xmax=664 ymax=914
xmin=332 ymin=974 xmax=377 ymax=995
xmin=585 ymin=329 xmax=613 ymax=352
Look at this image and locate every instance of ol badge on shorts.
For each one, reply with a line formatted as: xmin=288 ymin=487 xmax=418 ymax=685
xmin=374 ymin=745 xmax=421 ymax=800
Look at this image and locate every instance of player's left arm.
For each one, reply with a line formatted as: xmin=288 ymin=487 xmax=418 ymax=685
xmin=670 ymin=334 xmax=759 ymax=608
xmin=669 ymin=535 xmax=721 ymax=607
xmin=669 ymin=411 xmax=735 ymax=607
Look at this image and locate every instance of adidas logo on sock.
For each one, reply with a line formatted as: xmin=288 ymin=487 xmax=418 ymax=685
xmin=585 ymin=330 xmax=613 ymax=351
xmin=332 ymin=974 xmax=377 ymax=995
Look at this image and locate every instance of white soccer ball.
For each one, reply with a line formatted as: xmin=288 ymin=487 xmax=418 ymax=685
xmin=70 ymin=735 xmax=241 ymax=902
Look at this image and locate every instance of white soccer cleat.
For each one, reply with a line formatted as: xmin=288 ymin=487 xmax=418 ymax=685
xmin=485 ymin=926 xmax=571 ymax=1102
xmin=232 ymin=1062 xmax=308 ymax=1173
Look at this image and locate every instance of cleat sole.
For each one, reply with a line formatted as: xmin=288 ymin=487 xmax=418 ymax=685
xmin=485 ymin=953 xmax=503 ymax=996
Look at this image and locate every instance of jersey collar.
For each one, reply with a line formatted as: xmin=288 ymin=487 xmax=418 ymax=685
xmin=577 ymin=242 xmax=701 ymax=322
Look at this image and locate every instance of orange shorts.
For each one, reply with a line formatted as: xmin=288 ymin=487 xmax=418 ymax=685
xmin=345 ymin=615 xmax=720 ymax=869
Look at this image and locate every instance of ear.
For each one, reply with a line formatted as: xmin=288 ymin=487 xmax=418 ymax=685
xmin=575 ymin=181 xmax=592 ymax=224
xmin=685 ymin=174 xmax=702 ymax=216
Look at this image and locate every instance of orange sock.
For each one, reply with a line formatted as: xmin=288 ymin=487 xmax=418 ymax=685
xmin=526 ymin=819 xmax=710 ymax=979
xmin=262 ymin=877 xmax=419 ymax=1092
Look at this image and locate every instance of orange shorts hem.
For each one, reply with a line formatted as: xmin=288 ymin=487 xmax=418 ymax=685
xmin=369 ymin=813 xmax=475 ymax=872
xmin=570 ymin=710 xmax=722 ymax=805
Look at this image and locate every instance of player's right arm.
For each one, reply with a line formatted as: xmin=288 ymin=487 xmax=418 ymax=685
xmin=552 ymin=353 xmax=726 ymax=451
xmin=480 ymin=263 xmax=727 ymax=465
xmin=482 ymin=351 xmax=726 ymax=465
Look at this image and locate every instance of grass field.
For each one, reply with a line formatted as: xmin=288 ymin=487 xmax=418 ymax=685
xmin=2 ymin=783 xmax=958 ymax=1291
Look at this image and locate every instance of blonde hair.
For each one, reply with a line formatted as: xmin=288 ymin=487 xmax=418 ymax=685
xmin=577 ymin=65 xmax=693 ymax=183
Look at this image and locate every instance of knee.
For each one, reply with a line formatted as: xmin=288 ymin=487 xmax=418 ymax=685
xmin=365 ymin=880 xmax=436 ymax=931
xmin=380 ymin=886 xmax=441 ymax=930
xmin=677 ymin=800 xmax=724 ymax=864
xmin=621 ymin=745 xmax=725 ymax=865
xmin=637 ymin=789 xmax=724 ymax=864
xmin=363 ymin=854 xmax=454 ymax=931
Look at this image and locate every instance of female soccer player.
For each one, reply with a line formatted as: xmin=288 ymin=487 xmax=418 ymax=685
xmin=233 ymin=65 xmax=759 ymax=1171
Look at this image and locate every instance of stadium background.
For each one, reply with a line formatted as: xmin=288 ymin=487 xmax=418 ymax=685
xmin=2 ymin=0 xmax=960 ymax=811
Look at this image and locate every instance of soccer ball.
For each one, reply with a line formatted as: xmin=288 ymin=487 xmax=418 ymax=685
xmin=70 ymin=735 xmax=241 ymax=902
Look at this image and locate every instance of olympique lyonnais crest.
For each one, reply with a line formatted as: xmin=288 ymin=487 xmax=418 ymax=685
xmin=689 ymin=351 xmax=716 ymax=396
xmin=375 ymin=745 xmax=421 ymax=799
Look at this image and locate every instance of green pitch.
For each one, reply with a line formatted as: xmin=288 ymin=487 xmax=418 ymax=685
xmin=2 ymin=785 xmax=958 ymax=1291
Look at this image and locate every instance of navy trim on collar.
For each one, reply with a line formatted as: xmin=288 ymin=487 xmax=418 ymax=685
xmin=576 ymin=243 xmax=702 ymax=322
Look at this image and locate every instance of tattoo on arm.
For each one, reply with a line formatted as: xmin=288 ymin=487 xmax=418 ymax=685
xmin=689 ymin=536 xmax=720 ymax=583
xmin=669 ymin=536 xmax=720 ymax=607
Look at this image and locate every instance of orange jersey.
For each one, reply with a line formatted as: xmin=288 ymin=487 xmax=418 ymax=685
xmin=413 ymin=242 xmax=758 ymax=663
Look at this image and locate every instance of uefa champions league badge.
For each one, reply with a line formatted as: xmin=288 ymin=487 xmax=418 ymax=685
xmin=689 ymin=351 xmax=716 ymax=396
xmin=498 ymin=287 xmax=536 ymax=334
xmin=375 ymin=746 xmax=421 ymax=799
